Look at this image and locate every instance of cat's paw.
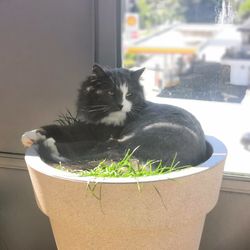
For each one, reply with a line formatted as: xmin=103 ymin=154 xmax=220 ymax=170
xmin=21 ymin=129 xmax=46 ymax=147
xmin=42 ymin=138 xmax=68 ymax=162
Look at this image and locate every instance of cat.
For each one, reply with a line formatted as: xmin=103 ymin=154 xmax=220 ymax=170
xmin=22 ymin=64 xmax=207 ymax=168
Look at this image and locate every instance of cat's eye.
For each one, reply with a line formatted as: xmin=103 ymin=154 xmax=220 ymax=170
xmin=108 ymin=91 xmax=114 ymax=96
xmin=126 ymin=92 xmax=132 ymax=97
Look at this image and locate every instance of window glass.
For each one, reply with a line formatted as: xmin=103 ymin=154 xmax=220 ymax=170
xmin=122 ymin=0 xmax=250 ymax=175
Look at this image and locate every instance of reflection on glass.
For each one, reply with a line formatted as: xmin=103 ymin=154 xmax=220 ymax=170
xmin=122 ymin=0 xmax=250 ymax=173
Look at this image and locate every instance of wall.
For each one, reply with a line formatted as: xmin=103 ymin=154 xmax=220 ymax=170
xmin=0 ymin=0 xmax=94 ymax=153
xmin=0 ymin=0 xmax=94 ymax=249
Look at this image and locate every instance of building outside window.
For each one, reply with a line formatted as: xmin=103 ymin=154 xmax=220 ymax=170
xmin=122 ymin=0 xmax=250 ymax=176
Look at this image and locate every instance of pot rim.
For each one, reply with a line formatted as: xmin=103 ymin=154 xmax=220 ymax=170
xmin=25 ymin=135 xmax=227 ymax=184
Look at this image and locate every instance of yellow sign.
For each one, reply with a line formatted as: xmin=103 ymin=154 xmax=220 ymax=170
xmin=125 ymin=13 xmax=139 ymax=31
xmin=127 ymin=46 xmax=197 ymax=55
xmin=127 ymin=15 xmax=137 ymax=26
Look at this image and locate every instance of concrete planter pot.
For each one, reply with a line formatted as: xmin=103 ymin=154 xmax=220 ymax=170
xmin=25 ymin=136 xmax=227 ymax=250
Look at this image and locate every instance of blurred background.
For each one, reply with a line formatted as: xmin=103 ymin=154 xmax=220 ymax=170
xmin=122 ymin=0 xmax=250 ymax=102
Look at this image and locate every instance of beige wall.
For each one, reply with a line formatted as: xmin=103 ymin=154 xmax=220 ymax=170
xmin=0 ymin=0 xmax=94 ymax=153
xmin=0 ymin=1 xmax=94 ymax=248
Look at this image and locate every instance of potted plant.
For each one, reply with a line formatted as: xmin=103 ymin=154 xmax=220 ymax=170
xmin=24 ymin=135 xmax=226 ymax=250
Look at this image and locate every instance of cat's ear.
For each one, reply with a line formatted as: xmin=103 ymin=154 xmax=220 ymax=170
xmin=131 ymin=67 xmax=145 ymax=81
xmin=92 ymin=64 xmax=107 ymax=78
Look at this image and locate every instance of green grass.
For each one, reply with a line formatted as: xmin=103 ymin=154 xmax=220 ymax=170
xmin=55 ymin=109 xmax=80 ymax=126
xmin=56 ymin=147 xmax=190 ymax=178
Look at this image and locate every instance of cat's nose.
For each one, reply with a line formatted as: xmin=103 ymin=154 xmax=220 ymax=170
xmin=118 ymin=104 xmax=123 ymax=110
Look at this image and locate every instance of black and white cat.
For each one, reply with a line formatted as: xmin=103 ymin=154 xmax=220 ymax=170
xmin=22 ymin=64 xmax=207 ymax=167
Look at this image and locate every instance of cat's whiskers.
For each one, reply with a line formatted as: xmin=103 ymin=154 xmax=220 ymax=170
xmin=88 ymin=108 xmax=109 ymax=113
xmin=87 ymin=106 xmax=111 ymax=113
xmin=127 ymin=105 xmax=144 ymax=120
xmin=131 ymin=106 xmax=143 ymax=112
xmin=89 ymin=105 xmax=108 ymax=108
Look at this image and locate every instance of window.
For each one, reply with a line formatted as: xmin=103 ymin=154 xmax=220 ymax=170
xmin=121 ymin=0 xmax=250 ymax=175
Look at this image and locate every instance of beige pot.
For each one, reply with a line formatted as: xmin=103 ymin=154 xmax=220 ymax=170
xmin=25 ymin=136 xmax=227 ymax=250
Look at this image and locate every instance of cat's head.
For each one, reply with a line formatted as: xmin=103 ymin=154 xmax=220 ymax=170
xmin=77 ymin=64 xmax=145 ymax=126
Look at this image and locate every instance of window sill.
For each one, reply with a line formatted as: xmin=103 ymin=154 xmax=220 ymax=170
xmin=222 ymin=173 xmax=250 ymax=194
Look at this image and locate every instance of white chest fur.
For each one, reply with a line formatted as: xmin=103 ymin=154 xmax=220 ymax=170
xmin=100 ymin=84 xmax=132 ymax=126
xmin=101 ymin=111 xmax=127 ymax=126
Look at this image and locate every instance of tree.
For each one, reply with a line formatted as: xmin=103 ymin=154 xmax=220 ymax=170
xmin=136 ymin=0 xmax=229 ymax=27
xmin=137 ymin=0 xmax=184 ymax=29
xmin=238 ymin=0 xmax=250 ymax=19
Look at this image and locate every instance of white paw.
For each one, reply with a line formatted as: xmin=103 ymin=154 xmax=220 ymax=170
xmin=43 ymin=138 xmax=68 ymax=162
xmin=21 ymin=129 xmax=46 ymax=147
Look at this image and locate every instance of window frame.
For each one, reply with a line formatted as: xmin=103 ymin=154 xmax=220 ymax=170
xmin=94 ymin=0 xmax=122 ymax=67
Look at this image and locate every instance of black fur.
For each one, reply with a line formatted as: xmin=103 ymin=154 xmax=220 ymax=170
xmin=36 ymin=64 xmax=207 ymax=168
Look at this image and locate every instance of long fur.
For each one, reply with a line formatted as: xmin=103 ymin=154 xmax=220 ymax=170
xmin=22 ymin=64 xmax=207 ymax=168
